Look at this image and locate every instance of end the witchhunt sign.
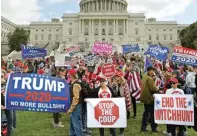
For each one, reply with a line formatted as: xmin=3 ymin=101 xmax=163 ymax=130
xmin=5 ymin=73 xmax=71 ymax=112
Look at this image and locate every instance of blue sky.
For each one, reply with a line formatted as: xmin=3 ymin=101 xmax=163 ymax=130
xmin=2 ymin=0 xmax=197 ymax=24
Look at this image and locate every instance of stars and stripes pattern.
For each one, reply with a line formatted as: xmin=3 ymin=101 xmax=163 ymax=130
xmin=127 ymin=71 xmax=141 ymax=100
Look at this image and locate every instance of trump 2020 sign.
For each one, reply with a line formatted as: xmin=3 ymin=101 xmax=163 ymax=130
xmin=5 ymin=73 xmax=71 ymax=112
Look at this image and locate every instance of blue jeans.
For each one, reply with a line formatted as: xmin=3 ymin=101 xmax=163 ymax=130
xmin=69 ymin=104 xmax=83 ymax=136
xmin=4 ymin=109 xmax=13 ymax=136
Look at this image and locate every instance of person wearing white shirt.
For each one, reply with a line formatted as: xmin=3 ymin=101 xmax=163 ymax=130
xmin=165 ymin=78 xmax=185 ymax=136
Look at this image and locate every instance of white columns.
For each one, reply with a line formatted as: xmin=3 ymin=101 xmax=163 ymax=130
xmin=82 ymin=19 xmax=84 ymax=34
xmin=123 ymin=19 xmax=125 ymax=34
xmin=105 ymin=0 xmax=106 ymax=10
xmin=97 ymin=1 xmax=99 ymax=11
xmin=116 ymin=19 xmax=118 ymax=34
xmin=92 ymin=19 xmax=94 ymax=34
xmin=89 ymin=19 xmax=91 ymax=34
xmin=126 ymin=20 xmax=128 ymax=34
xmin=113 ymin=19 xmax=115 ymax=34
xmin=101 ymin=0 xmax=102 ymax=10
xmin=99 ymin=19 xmax=101 ymax=35
xmin=79 ymin=19 xmax=81 ymax=34
xmin=109 ymin=0 xmax=110 ymax=10
xmin=106 ymin=19 xmax=108 ymax=35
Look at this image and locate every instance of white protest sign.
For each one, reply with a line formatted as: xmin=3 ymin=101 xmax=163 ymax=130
xmin=86 ymin=98 xmax=127 ymax=128
xmin=55 ymin=54 xmax=78 ymax=66
xmin=154 ymin=94 xmax=194 ymax=126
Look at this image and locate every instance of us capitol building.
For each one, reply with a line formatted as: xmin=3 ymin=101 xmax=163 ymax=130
xmin=1 ymin=0 xmax=188 ymax=56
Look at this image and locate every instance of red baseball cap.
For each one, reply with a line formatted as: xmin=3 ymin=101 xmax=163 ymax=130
xmin=115 ymin=70 xmax=123 ymax=77
xmin=170 ymin=78 xmax=178 ymax=84
xmin=68 ymin=69 xmax=77 ymax=76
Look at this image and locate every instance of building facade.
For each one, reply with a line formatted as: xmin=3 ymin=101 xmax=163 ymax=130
xmin=1 ymin=0 xmax=189 ymax=55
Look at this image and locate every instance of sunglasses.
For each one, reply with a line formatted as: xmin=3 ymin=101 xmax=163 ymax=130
xmin=172 ymin=82 xmax=177 ymax=85
xmin=100 ymin=79 xmax=106 ymax=82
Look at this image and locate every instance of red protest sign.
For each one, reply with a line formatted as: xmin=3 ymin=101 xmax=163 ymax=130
xmin=101 ymin=63 xmax=116 ymax=78
xmin=95 ymin=100 xmax=119 ymax=125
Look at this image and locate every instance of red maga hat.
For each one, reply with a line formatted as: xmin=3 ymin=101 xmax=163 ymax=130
xmin=170 ymin=78 xmax=178 ymax=84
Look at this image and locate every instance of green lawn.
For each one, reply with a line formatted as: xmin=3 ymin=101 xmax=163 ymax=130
xmin=12 ymin=103 xmax=197 ymax=136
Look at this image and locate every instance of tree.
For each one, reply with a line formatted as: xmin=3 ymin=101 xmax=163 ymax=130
xmin=179 ymin=21 xmax=197 ymax=49
xmin=7 ymin=28 xmax=29 ymax=52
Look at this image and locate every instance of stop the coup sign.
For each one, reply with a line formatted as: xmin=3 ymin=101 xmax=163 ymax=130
xmin=101 ymin=63 xmax=116 ymax=78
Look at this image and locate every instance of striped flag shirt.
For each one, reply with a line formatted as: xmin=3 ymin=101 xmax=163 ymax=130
xmin=127 ymin=71 xmax=141 ymax=100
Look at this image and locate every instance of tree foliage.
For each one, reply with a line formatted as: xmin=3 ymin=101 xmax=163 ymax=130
xmin=180 ymin=21 xmax=197 ymax=49
xmin=7 ymin=28 xmax=29 ymax=52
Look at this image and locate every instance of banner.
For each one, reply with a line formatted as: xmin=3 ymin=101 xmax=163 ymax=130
xmin=86 ymin=98 xmax=127 ymax=128
xmin=92 ymin=42 xmax=112 ymax=55
xmin=55 ymin=54 xmax=78 ymax=66
xmin=65 ymin=46 xmax=84 ymax=56
xmin=122 ymin=44 xmax=140 ymax=54
xmin=144 ymin=44 xmax=169 ymax=61
xmin=171 ymin=46 xmax=197 ymax=66
xmin=21 ymin=45 xmax=47 ymax=59
xmin=154 ymin=94 xmax=194 ymax=126
xmin=5 ymin=73 xmax=70 ymax=112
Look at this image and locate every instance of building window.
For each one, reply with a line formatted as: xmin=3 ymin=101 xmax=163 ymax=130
xmin=95 ymin=29 xmax=98 ymax=35
xmin=41 ymin=34 xmax=44 ymax=40
xmin=163 ymin=29 xmax=166 ymax=31
xmin=36 ymin=29 xmax=38 ymax=32
xmin=170 ymin=29 xmax=172 ymax=31
xmin=148 ymin=29 xmax=151 ymax=31
xmin=111 ymin=38 xmax=114 ymax=41
xmin=68 ymin=38 xmax=72 ymax=41
xmin=156 ymin=29 xmax=158 ymax=31
xmin=109 ymin=28 xmax=113 ymax=35
xmin=135 ymin=22 xmax=138 ymax=25
xmin=69 ymin=28 xmax=72 ymax=35
xmin=102 ymin=38 xmax=105 ymax=41
xmin=48 ymin=34 xmax=52 ymax=40
xmin=135 ymin=29 xmax=139 ymax=35
xmin=156 ymin=34 xmax=159 ymax=40
xmin=149 ymin=35 xmax=152 ymax=40
xmin=170 ymin=35 xmax=173 ymax=40
xmin=56 ymin=29 xmax=59 ymax=32
xmin=85 ymin=38 xmax=88 ymax=41
xmin=42 ymin=29 xmax=44 ymax=32
xmin=85 ymin=28 xmax=89 ymax=35
xmin=69 ymin=22 xmax=72 ymax=25
xmin=35 ymin=34 xmax=38 ymax=40
xmin=164 ymin=35 xmax=167 ymax=40
xmin=49 ymin=29 xmax=51 ymax=32
xmin=102 ymin=29 xmax=105 ymax=35
xmin=56 ymin=34 xmax=59 ymax=40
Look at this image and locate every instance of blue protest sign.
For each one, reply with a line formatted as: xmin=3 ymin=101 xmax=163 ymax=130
xmin=5 ymin=73 xmax=70 ymax=112
xmin=122 ymin=44 xmax=140 ymax=54
xmin=171 ymin=46 xmax=197 ymax=66
xmin=144 ymin=44 xmax=169 ymax=61
xmin=21 ymin=45 xmax=47 ymax=59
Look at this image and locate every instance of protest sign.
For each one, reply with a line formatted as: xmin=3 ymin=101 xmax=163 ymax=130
xmin=154 ymin=94 xmax=194 ymax=126
xmin=92 ymin=42 xmax=112 ymax=55
xmin=55 ymin=54 xmax=78 ymax=66
xmin=171 ymin=46 xmax=197 ymax=66
xmin=86 ymin=98 xmax=126 ymax=128
xmin=65 ymin=46 xmax=83 ymax=56
xmin=122 ymin=44 xmax=140 ymax=54
xmin=5 ymin=73 xmax=71 ymax=112
xmin=101 ymin=63 xmax=116 ymax=78
xmin=84 ymin=55 xmax=100 ymax=66
xmin=144 ymin=44 xmax=169 ymax=61
xmin=21 ymin=45 xmax=47 ymax=59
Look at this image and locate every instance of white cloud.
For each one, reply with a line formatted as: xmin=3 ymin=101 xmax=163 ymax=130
xmin=126 ymin=0 xmax=194 ymax=20
xmin=1 ymin=0 xmax=41 ymax=24
xmin=48 ymin=0 xmax=71 ymax=4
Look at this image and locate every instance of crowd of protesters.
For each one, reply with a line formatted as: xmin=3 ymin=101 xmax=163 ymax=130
xmin=1 ymin=52 xmax=197 ymax=136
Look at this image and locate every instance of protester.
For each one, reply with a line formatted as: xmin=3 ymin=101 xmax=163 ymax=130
xmin=140 ymin=66 xmax=159 ymax=133
xmin=67 ymin=69 xmax=83 ymax=136
xmin=165 ymin=78 xmax=185 ymax=136
xmin=186 ymin=66 xmax=196 ymax=94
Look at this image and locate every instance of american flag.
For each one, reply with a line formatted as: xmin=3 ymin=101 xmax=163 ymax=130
xmin=127 ymin=71 xmax=141 ymax=100
xmin=155 ymin=77 xmax=162 ymax=88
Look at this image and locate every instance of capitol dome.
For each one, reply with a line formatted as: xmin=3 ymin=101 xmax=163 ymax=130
xmin=79 ymin=0 xmax=128 ymax=12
